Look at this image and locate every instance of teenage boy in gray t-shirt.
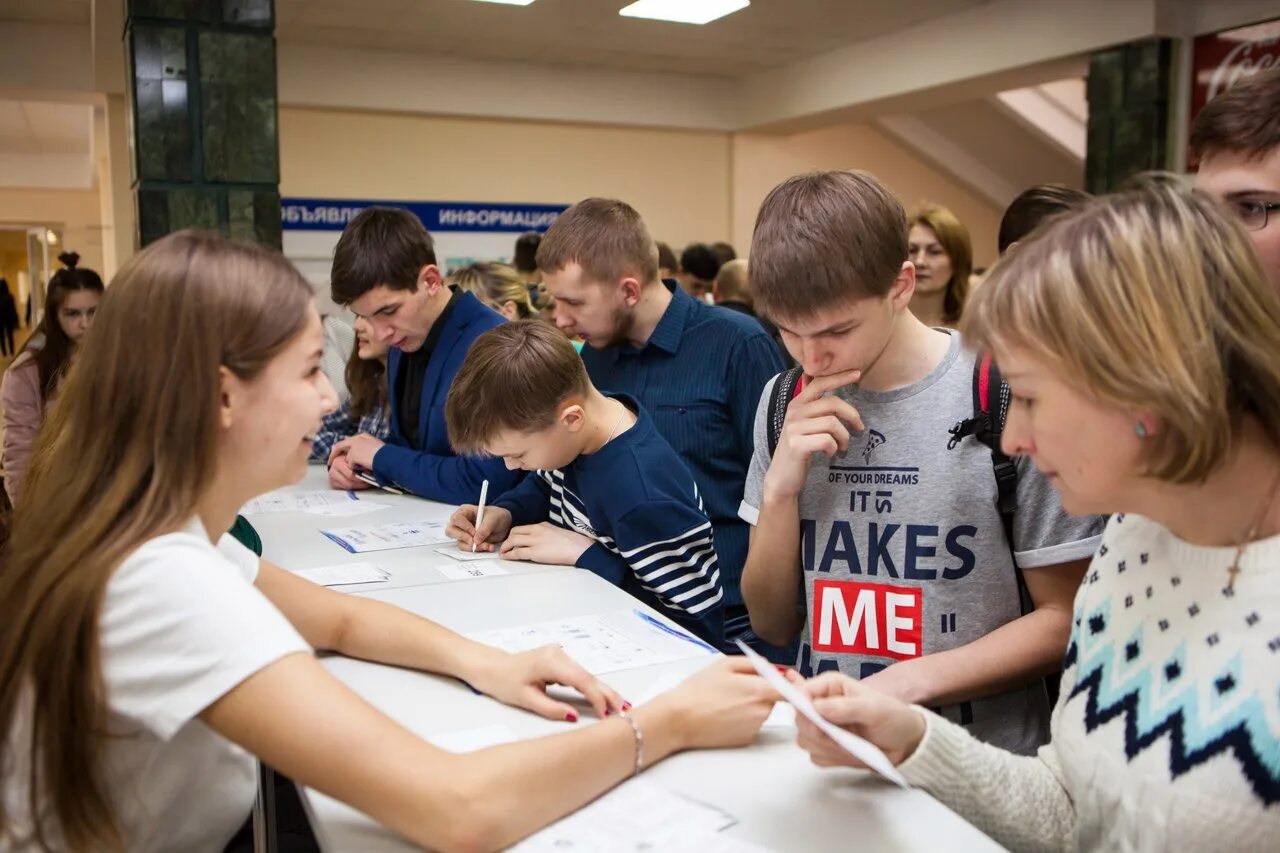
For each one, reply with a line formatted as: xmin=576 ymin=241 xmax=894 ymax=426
xmin=739 ymin=171 xmax=1104 ymax=754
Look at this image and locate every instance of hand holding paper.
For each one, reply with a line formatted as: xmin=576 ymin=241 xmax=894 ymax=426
xmin=733 ymin=640 xmax=910 ymax=787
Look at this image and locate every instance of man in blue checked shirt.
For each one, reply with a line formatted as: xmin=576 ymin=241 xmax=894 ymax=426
xmin=535 ymin=198 xmax=787 ymax=657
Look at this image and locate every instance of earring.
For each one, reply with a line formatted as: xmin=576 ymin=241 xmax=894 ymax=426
xmin=1135 ymin=422 xmax=1148 ymax=438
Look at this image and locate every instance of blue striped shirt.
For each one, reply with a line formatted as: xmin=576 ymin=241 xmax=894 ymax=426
xmin=581 ymin=285 xmax=784 ymax=634
xmin=493 ymin=395 xmax=724 ymax=644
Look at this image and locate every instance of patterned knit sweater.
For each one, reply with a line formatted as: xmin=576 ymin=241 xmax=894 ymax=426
xmin=898 ymin=513 xmax=1280 ymax=851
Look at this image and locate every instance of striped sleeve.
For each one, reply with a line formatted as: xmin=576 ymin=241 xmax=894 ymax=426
xmin=579 ymin=501 xmax=724 ymax=644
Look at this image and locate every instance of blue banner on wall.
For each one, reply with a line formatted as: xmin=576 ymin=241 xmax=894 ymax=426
xmin=281 ymin=198 xmax=567 ymax=233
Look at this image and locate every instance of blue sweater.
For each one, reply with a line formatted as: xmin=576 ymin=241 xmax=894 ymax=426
xmin=581 ymin=286 xmax=784 ymax=631
xmin=492 ymin=395 xmax=725 ymax=645
xmin=372 ymin=291 xmax=519 ymax=504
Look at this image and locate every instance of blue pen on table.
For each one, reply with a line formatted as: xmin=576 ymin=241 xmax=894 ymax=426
xmin=632 ymin=609 xmax=717 ymax=654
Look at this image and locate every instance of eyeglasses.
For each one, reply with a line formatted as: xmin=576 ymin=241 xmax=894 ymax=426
xmin=1230 ymin=199 xmax=1280 ymax=232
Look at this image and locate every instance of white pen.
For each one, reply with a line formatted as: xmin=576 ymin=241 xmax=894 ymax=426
xmin=472 ymin=479 xmax=489 ymax=553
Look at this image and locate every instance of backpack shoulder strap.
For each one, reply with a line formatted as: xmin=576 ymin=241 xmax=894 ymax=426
xmin=980 ymin=356 xmax=1019 ymax=536
xmin=766 ymin=367 xmax=805 ymax=458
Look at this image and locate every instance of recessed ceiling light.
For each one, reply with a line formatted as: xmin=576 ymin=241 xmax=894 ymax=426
xmin=469 ymin=0 xmax=537 ymax=6
xmin=619 ymin=0 xmax=749 ymax=25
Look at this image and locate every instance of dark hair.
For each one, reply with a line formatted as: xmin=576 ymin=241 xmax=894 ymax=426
xmin=345 ymin=337 xmax=387 ymax=420
xmin=680 ymin=243 xmax=721 ymax=282
xmin=656 ymin=241 xmax=678 ymax=274
xmin=536 ymin=198 xmax=659 ymax=285
xmin=24 ymin=252 xmax=104 ymax=400
xmin=330 ymin=207 xmax=437 ymax=305
xmin=1190 ymin=67 xmax=1280 ymax=164
xmin=751 ymin=170 xmax=908 ymax=321
xmin=998 ymin=184 xmax=1091 ymax=254
xmin=710 ymin=241 xmax=737 ymax=265
xmin=446 ymin=320 xmax=591 ymax=452
xmin=0 ymin=278 xmax=10 ymax=298
xmin=513 ymin=232 xmax=541 ymax=275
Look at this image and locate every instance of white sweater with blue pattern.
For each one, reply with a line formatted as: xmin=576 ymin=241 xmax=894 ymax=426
xmin=898 ymin=513 xmax=1280 ymax=851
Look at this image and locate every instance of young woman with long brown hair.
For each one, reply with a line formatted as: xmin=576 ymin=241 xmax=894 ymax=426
xmin=1 ymin=252 xmax=103 ymax=505
xmin=0 ymin=231 xmax=779 ymax=852
xmin=308 ymin=314 xmax=391 ymax=462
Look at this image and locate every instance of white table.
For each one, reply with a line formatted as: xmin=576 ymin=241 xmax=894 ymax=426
xmin=244 ymin=467 xmax=570 ymax=593
xmin=292 ymin=570 xmax=1001 ymax=852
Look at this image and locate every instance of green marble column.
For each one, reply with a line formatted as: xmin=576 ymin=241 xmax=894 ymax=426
xmin=125 ymin=0 xmax=281 ymax=249
xmin=1085 ymin=38 xmax=1177 ymax=194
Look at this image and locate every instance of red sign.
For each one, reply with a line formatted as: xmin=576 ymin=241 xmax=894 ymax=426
xmin=811 ymin=579 xmax=922 ymax=660
xmin=1189 ymin=19 xmax=1280 ymax=166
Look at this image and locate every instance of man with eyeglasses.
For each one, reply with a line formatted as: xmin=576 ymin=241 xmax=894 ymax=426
xmin=1191 ymin=68 xmax=1280 ymax=290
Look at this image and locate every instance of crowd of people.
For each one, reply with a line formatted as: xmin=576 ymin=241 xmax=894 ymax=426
xmin=0 ymin=68 xmax=1277 ymax=851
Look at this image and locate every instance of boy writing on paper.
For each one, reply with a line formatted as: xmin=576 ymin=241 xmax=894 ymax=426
xmin=443 ymin=321 xmax=725 ymax=646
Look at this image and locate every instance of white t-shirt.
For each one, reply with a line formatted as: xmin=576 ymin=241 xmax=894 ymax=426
xmin=3 ymin=519 xmax=311 ymax=852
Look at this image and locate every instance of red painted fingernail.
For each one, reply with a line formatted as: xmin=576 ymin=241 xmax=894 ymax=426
xmin=622 ymin=701 xmax=632 ymax=711
xmin=565 ymin=711 xmax=578 ymax=723
xmin=604 ymin=708 xmax=611 ymax=716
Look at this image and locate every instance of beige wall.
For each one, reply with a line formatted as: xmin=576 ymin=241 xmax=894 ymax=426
xmin=280 ymin=107 xmax=1001 ymax=270
xmin=278 ymin=107 xmax=733 ymax=251
xmin=0 ymin=187 xmax=106 ymax=277
xmin=733 ymin=122 xmax=1003 ymax=269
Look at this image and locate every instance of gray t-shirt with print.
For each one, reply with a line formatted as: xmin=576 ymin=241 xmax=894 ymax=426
xmin=739 ymin=331 xmax=1104 ymax=755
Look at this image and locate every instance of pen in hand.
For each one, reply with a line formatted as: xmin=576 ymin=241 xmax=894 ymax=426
xmin=472 ymin=479 xmax=489 ymax=553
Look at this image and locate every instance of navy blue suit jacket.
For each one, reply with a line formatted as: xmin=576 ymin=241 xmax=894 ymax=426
xmin=371 ymin=291 xmax=519 ymax=504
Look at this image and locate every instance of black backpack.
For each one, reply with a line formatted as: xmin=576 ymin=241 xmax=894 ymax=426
xmin=764 ymin=354 xmax=1018 ymax=555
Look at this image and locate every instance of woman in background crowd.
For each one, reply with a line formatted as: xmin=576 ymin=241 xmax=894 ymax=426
xmin=908 ymin=202 xmax=972 ymax=327
xmin=1 ymin=251 xmax=103 ymax=505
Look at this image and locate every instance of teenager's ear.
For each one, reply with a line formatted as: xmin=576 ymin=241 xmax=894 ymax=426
xmin=889 ymin=261 xmax=915 ymax=309
xmin=418 ymin=264 xmax=444 ymax=295
xmin=560 ymin=403 xmax=587 ymax=433
xmin=500 ymin=301 xmax=520 ymax=321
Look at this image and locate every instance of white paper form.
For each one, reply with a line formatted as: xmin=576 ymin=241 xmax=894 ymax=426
xmin=511 ymin=778 xmax=738 ymax=852
xmin=434 ymin=560 xmax=510 ymax=581
xmin=291 ymin=562 xmax=390 ymax=586
xmin=433 ymin=545 xmax=498 ymax=561
xmin=241 ymin=490 xmax=385 ymax=516
xmin=734 ymin=640 xmax=907 ymax=787
xmin=468 ymin=612 xmax=714 ymax=675
xmin=319 ymin=520 xmax=449 ymax=553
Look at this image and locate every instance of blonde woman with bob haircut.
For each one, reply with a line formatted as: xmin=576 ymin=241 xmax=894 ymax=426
xmin=788 ymin=176 xmax=1280 ymax=850
xmin=449 ymin=261 xmax=538 ymax=321
xmin=0 ymin=231 xmax=780 ymax=852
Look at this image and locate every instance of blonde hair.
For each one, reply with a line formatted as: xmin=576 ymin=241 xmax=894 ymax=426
xmin=963 ymin=174 xmax=1280 ymax=483
xmin=908 ymin=202 xmax=972 ymax=325
xmin=715 ymin=258 xmax=751 ymax=305
xmin=448 ymin=262 xmax=537 ymax=318
xmin=0 ymin=231 xmax=313 ymax=850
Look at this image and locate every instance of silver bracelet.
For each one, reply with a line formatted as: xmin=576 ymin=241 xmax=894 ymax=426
xmin=618 ymin=709 xmax=644 ymax=776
